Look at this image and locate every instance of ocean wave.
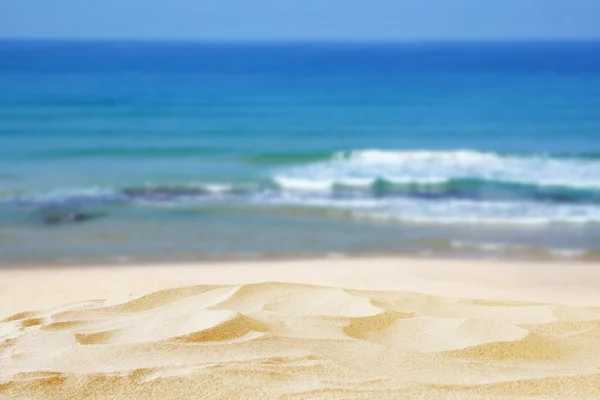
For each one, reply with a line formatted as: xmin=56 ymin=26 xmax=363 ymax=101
xmin=348 ymin=198 xmax=600 ymax=225
xmin=11 ymin=177 xmax=600 ymax=208
xmin=275 ymin=149 xmax=600 ymax=190
xmin=248 ymin=188 xmax=600 ymax=225
xmin=273 ymin=176 xmax=600 ymax=204
xmin=3 ymin=176 xmax=600 ymax=225
xmin=255 ymin=192 xmax=600 ymax=224
xmin=334 ymin=149 xmax=600 ymax=163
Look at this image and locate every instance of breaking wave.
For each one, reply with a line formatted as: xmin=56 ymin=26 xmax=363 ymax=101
xmin=3 ymin=150 xmax=600 ymax=225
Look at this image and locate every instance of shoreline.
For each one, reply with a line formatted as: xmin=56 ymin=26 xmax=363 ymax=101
xmin=2 ymin=247 xmax=599 ymax=270
xmin=2 ymin=256 xmax=600 ymax=319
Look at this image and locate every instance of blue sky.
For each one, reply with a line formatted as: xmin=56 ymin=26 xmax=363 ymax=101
xmin=1 ymin=0 xmax=599 ymax=40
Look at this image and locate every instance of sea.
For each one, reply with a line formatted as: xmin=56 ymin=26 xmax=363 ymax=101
xmin=1 ymin=40 xmax=600 ymax=264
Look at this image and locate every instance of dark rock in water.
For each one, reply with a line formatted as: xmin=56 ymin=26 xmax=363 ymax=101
xmin=42 ymin=211 xmax=103 ymax=225
xmin=121 ymin=186 xmax=210 ymax=201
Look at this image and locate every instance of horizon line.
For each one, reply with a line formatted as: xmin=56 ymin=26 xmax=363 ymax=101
xmin=1 ymin=37 xmax=600 ymax=44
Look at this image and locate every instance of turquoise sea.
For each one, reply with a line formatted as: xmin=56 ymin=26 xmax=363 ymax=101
xmin=1 ymin=40 xmax=600 ymax=264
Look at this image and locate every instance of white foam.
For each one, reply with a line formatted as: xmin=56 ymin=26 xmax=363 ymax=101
xmin=260 ymin=192 xmax=600 ymax=225
xmin=353 ymin=198 xmax=600 ymax=225
xmin=272 ymin=177 xmax=335 ymax=192
xmin=274 ymin=149 xmax=600 ymax=189
xmin=273 ymin=176 xmax=380 ymax=192
xmin=202 ymin=184 xmax=234 ymax=194
xmin=334 ymin=149 xmax=495 ymax=164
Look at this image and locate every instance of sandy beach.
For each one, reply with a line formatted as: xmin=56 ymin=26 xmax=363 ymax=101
xmin=1 ymin=257 xmax=600 ymax=399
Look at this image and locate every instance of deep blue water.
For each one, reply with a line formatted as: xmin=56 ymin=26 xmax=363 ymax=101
xmin=1 ymin=40 xmax=600 ymax=263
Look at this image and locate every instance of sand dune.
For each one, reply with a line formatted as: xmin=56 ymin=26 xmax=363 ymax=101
xmin=2 ymin=277 xmax=600 ymax=399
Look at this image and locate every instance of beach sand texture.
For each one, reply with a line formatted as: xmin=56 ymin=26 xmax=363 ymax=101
xmin=1 ymin=259 xmax=600 ymax=399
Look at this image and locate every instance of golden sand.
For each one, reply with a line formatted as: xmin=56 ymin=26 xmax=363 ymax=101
xmin=1 ymin=258 xmax=600 ymax=399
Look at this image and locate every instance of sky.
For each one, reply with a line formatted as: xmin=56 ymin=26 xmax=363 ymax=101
xmin=1 ymin=0 xmax=599 ymax=41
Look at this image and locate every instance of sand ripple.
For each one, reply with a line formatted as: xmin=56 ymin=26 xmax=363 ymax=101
xmin=2 ymin=282 xmax=600 ymax=399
